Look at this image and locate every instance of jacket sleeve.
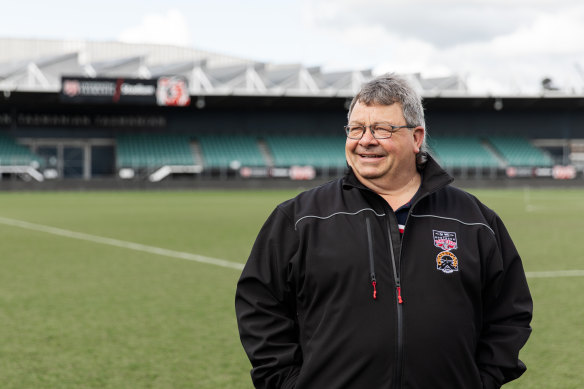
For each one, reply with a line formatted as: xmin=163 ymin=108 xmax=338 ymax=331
xmin=235 ymin=206 xmax=302 ymax=389
xmin=477 ymin=213 xmax=533 ymax=389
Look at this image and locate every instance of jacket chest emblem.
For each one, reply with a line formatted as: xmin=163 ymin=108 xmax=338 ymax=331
xmin=433 ymin=230 xmax=459 ymax=274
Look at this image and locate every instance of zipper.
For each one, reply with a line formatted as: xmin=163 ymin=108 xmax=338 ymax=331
xmin=365 ymin=217 xmax=377 ymax=300
xmin=347 ymin=172 xmax=451 ymax=389
xmin=395 ymin=191 xmax=433 ymax=292
xmin=385 ymin=214 xmax=404 ymax=389
xmin=390 ymin=192 xmax=433 ymax=388
xmin=389 ymin=194 xmax=431 ymax=388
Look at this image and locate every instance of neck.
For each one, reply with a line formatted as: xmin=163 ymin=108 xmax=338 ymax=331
xmin=358 ymin=169 xmax=422 ymax=210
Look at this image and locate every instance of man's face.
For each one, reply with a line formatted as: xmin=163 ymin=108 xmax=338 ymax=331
xmin=345 ymin=101 xmax=424 ymax=184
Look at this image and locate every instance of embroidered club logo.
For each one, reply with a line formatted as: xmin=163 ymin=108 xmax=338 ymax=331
xmin=433 ymin=230 xmax=457 ymax=250
xmin=436 ymin=251 xmax=459 ymax=274
xmin=433 ymin=230 xmax=459 ymax=274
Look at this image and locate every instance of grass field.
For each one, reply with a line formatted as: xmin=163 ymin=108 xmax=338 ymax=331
xmin=0 ymin=187 xmax=582 ymax=388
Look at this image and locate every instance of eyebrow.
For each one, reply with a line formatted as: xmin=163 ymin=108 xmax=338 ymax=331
xmin=347 ymin=121 xmax=398 ymax=126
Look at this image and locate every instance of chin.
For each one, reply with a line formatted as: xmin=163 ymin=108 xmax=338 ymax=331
xmin=354 ymin=168 xmax=385 ymax=180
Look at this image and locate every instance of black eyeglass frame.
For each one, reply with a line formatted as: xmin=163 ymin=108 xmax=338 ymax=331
xmin=344 ymin=124 xmax=416 ymax=140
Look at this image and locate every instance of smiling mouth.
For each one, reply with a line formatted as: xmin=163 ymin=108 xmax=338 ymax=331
xmin=359 ymin=154 xmax=383 ymax=158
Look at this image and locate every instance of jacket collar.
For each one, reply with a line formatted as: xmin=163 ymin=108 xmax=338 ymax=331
xmin=342 ymin=153 xmax=453 ymax=198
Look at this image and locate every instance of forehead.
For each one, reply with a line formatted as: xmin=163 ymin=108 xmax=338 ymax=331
xmin=349 ymin=101 xmax=405 ymax=123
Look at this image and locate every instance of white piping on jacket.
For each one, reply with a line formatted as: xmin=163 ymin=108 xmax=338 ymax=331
xmin=409 ymin=214 xmax=495 ymax=235
xmin=294 ymin=208 xmax=385 ymax=230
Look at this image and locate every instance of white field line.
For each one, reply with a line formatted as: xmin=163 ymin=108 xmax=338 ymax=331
xmin=0 ymin=216 xmax=244 ymax=271
xmin=1 ymin=216 xmax=583 ymax=278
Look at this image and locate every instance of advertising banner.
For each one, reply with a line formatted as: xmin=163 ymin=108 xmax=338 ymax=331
xmin=552 ymin=165 xmax=577 ymax=180
xmin=60 ymin=76 xmax=190 ymax=106
xmin=506 ymin=165 xmax=577 ymax=179
xmin=239 ymin=166 xmax=317 ymax=180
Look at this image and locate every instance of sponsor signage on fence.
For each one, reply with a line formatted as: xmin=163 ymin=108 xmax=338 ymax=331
xmin=506 ymin=165 xmax=577 ymax=179
xmin=239 ymin=166 xmax=317 ymax=180
xmin=505 ymin=167 xmax=534 ymax=178
xmin=60 ymin=76 xmax=190 ymax=106
xmin=552 ymin=165 xmax=577 ymax=180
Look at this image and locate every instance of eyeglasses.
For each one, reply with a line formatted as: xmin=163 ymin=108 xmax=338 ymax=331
xmin=344 ymin=124 xmax=416 ymax=140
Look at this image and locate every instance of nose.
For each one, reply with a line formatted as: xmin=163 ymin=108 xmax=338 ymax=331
xmin=359 ymin=126 xmax=379 ymax=145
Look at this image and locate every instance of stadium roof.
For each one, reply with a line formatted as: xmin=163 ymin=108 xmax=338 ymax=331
xmin=0 ymin=38 xmax=469 ymax=97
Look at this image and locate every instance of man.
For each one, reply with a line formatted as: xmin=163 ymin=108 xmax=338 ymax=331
xmin=235 ymin=74 xmax=532 ymax=389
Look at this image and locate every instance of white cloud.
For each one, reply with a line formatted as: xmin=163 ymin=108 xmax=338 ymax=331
xmin=118 ymin=9 xmax=191 ymax=47
xmin=430 ymin=5 xmax=584 ymax=94
xmin=304 ymin=1 xmax=584 ymax=94
xmin=302 ymin=0 xmax=544 ymax=48
xmin=488 ymin=6 xmax=584 ymax=55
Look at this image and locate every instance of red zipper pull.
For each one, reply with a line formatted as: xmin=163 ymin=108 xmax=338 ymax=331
xmin=397 ymin=286 xmax=404 ymax=304
xmin=372 ymin=281 xmax=377 ymax=300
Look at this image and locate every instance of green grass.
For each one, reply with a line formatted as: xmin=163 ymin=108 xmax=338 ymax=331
xmin=0 ymin=187 xmax=582 ymax=388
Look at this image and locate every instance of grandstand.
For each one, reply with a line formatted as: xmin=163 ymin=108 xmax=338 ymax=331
xmin=0 ymin=132 xmax=42 ymax=166
xmin=197 ymin=135 xmax=264 ymax=168
xmin=0 ymin=131 xmax=44 ymax=181
xmin=429 ymin=136 xmax=501 ymax=169
xmin=488 ymin=136 xmax=553 ymax=167
xmin=1 ymin=38 xmax=583 ymax=185
xmin=116 ymin=133 xmax=196 ymax=169
xmin=265 ymin=135 xmax=346 ymax=169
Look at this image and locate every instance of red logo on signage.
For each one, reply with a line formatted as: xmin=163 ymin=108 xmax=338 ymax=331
xmin=63 ymin=80 xmax=81 ymax=97
xmin=156 ymin=77 xmax=190 ymax=106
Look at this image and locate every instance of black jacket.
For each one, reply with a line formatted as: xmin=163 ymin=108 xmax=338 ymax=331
xmin=235 ymin=156 xmax=532 ymax=389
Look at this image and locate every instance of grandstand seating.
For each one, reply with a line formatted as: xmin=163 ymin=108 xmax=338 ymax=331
xmin=113 ymin=133 xmax=555 ymax=174
xmin=116 ymin=134 xmax=195 ymax=169
xmin=488 ymin=136 xmax=553 ymax=166
xmin=429 ymin=136 xmax=500 ymax=168
xmin=0 ymin=132 xmax=42 ymax=167
xmin=265 ymin=135 xmax=346 ymax=168
xmin=197 ymin=135 xmax=265 ymax=168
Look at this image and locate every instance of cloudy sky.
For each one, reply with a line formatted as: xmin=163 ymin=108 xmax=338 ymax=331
xmin=3 ymin=0 xmax=584 ymax=94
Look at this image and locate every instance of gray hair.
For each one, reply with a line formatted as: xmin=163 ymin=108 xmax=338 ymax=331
xmin=348 ymin=73 xmax=428 ymax=166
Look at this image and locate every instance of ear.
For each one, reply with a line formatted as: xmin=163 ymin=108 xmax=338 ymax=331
xmin=412 ymin=126 xmax=425 ymax=153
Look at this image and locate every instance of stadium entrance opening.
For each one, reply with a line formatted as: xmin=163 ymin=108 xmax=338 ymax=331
xmin=27 ymin=138 xmax=115 ymax=180
xmin=63 ymin=146 xmax=84 ymax=178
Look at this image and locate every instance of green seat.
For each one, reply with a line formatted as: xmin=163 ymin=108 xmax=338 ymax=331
xmin=488 ymin=136 xmax=553 ymax=167
xmin=116 ymin=134 xmax=195 ymax=169
xmin=265 ymin=135 xmax=346 ymax=168
xmin=429 ymin=136 xmax=499 ymax=168
xmin=198 ymin=135 xmax=266 ymax=168
xmin=0 ymin=132 xmax=43 ymax=167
